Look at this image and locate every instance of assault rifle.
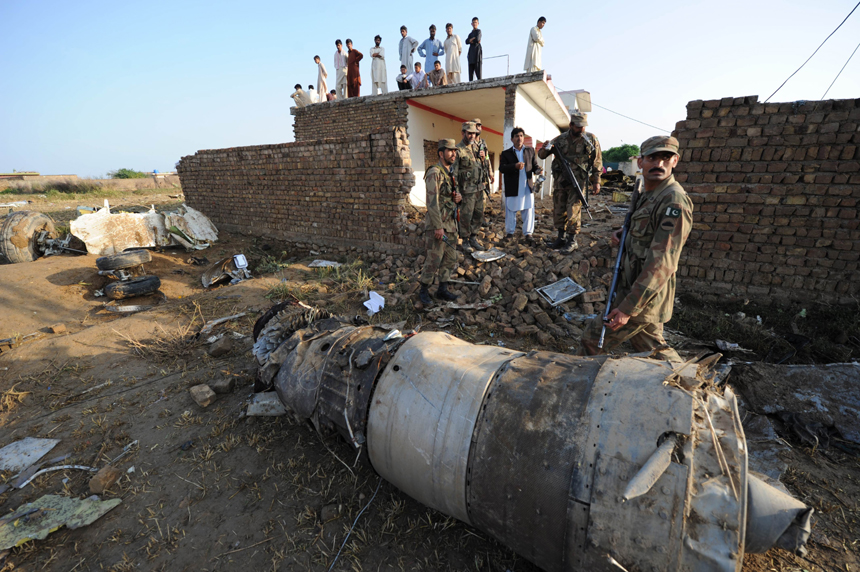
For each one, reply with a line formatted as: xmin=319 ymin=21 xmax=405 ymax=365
xmin=544 ymin=142 xmax=592 ymax=220
xmin=599 ymin=176 xmax=643 ymax=349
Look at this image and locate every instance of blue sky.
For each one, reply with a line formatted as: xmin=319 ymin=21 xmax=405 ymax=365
xmin=1 ymin=0 xmax=858 ymax=177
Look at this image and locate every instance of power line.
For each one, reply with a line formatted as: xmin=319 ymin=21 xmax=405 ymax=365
xmin=589 ymin=102 xmax=671 ymax=133
xmin=556 ymin=85 xmax=672 ymax=133
xmin=822 ymin=39 xmax=860 ymax=99
xmin=765 ymin=0 xmax=860 ymax=102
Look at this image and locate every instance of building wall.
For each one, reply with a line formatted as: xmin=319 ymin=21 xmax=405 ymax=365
xmin=292 ymin=97 xmax=409 ymax=141
xmin=673 ymin=95 xmax=860 ymax=304
xmin=176 ymin=127 xmax=418 ymax=253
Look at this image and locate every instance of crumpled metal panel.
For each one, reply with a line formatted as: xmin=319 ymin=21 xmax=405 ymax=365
xmin=466 ymin=352 xmax=605 ymax=572
xmin=274 ymin=319 xmax=404 ymax=447
xmin=367 ymin=332 xmax=523 ymax=524
xmin=566 ymin=358 xmax=697 ymax=571
xmin=585 ymin=453 xmax=688 ymax=572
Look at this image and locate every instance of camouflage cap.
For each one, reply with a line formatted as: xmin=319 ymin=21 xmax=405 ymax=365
xmin=569 ymin=112 xmax=588 ymax=127
xmin=640 ymin=135 xmax=680 ymax=157
xmin=438 ymin=138 xmax=457 ymax=151
xmin=462 ymin=121 xmax=478 ymax=133
xmin=471 ymin=118 xmax=482 ymax=125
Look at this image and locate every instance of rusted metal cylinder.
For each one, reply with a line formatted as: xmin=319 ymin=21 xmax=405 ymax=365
xmin=263 ymin=320 xmax=812 ymax=572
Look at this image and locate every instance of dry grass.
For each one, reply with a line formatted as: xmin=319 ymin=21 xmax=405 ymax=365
xmin=0 ymin=384 xmax=31 ymax=412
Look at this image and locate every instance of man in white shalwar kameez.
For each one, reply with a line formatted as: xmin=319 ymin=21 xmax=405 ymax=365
xmin=290 ymin=84 xmax=313 ymax=108
xmin=524 ymin=17 xmax=546 ymax=73
xmin=334 ymin=39 xmax=348 ymax=99
xmin=499 ymin=128 xmax=542 ymax=241
xmin=314 ymin=55 xmax=328 ymax=95
xmin=443 ymin=23 xmax=462 ymax=85
xmin=370 ymin=35 xmax=388 ymax=95
xmin=399 ymin=26 xmax=419 ymax=72
xmin=307 ymin=85 xmax=319 ymax=103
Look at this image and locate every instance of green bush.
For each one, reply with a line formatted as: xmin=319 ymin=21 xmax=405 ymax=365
xmin=108 ymin=168 xmax=149 ymax=179
xmin=603 ymin=144 xmax=640 ymax=163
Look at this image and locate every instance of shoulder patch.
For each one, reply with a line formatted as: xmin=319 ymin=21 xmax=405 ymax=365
xmin=660 ymin=218 xmax=677 ymax=231
xmin=663 ymin=205 xmax=682 ymax=218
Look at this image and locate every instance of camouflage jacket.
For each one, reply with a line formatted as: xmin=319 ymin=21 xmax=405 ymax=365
xmin=454 ymin=140 xmax=483 ymax=193
xmin=539 ymin=131 xmax=602 ymax=187
xmin=474 ymin=137 xmax=491 ymax=188
xmin=616 ymin=175 xmax=693 ymax=323
xmin=424 ymin=163 xmax=458 ymax=234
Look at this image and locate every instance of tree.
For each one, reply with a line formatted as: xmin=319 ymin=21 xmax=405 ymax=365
xmin=602 ymin=144 xmax=640 ymax=163
xmin=108 ymin=168 xmax=149 ymax=179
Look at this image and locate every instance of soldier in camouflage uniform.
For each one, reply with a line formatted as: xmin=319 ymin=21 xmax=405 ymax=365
xmin=472 ymin=117 xmax=494 ymax=239
xmin=579 ymin=135 xmax=693 ymax=362
xmin=455 ymin=121 xmax=485 ymax=253
xmin=419 ymin=138 xmax=463 ymax=306
xmin=537 ymin=112 xmax=602 ymax=254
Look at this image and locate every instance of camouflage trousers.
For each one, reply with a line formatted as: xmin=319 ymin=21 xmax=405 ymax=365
xmin=577 ymin=317 xmax=681 ymax=362
xmin=552 ymin=183 xmax=584 ymax=235
xmin=458 ymin=191 xmax=484 ymax=238
xmin=419 ymin=230 xmax=458 ymax=286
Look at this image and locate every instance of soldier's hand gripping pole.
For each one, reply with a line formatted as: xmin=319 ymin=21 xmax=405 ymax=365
xmin=549 ymin=146 xmax=592 ymax=221
xmin=599 ymin=177 xmax=643 ymax=349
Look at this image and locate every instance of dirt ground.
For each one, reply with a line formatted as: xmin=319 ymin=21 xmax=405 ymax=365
xmin=0 ymin=191 xmax=857 ymax=571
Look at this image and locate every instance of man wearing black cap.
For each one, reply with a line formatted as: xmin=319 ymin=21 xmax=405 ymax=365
xmin=538 ymin=111 xmax=602 ymax=254
xmin=579 ymin=135 xmax=693 ymax=361
xmin=418 ymin=139 xmax=463 ymax=305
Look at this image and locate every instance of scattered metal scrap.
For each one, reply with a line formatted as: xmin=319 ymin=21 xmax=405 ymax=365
xmin=536 ymin=276 xmax=586 ymax=306
xmin=250 ymin=305 xmax=813 ymax=571
xmin=201 ymin=255 xmax=251 ymax=288
xmin=0 ymin=495 xmax=121 ymax=550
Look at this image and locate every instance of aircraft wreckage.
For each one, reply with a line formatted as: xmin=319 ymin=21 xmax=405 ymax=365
xmin=252 ymin=303 xmax=812 ymax=572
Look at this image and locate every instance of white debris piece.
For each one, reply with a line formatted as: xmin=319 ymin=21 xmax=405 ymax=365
xmin=246 ymin=393 xmax=288 ymax=417
xmin=163 ymin=205 xmax=218 ymax=250
xmin=0 ymin=438 xmax=60 ymax=472
xmin=308 ymin=260 xmax=342 ymax=268
xmin=70 ymin=201 xmax=219 ymax=255
xmin=364 ymin=291 xmax=385 ymax=316
xmin=70 ymin=201 xmax=168 ymax=255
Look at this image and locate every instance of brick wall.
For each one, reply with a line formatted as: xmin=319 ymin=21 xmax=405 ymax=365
xmin=176 ymin=127 xmax=421 ymax=253
xmin=293 ymin=97 xmax=409 ymax=141
xmin=673 ymin=96 xmax=860 ymax=304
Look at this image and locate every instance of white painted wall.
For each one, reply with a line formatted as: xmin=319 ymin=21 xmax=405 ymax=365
xmin=406 ymin=104 xmax=504 ymax=206
xmin=512 ymin=89 xmax=562 ymax=146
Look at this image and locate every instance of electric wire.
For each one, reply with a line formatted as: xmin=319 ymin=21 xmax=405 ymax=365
xmin=555 ymin=85 xmax=672 ymax=133
xmin=765 ymin=0 xmax=860 ymax=102
xmin=327 ymin=477 xmax=383 ymax=572
xmin=821 ymin=39 xmax=860 ymax=99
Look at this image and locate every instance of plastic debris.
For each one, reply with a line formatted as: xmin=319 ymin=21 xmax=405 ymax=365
xmin=364 ymin=291 xmax=385 ymax=316
xmin=0 ymin=495 xmax=122 ymax=550
xmin=0 ymin=438 xmax=60 ymax=472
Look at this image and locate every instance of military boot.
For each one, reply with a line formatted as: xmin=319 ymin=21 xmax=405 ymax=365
xmin=469 ymin=236 xmax=485 ymax=251
xmin=435 ymin=282 xmax=458 ymax=301
xmin=560 ymin=236 xmax=579 ymax=254
xmin=546 ymin=229 xmax=566 ymax=249
xmin=418 ymin=285 xmax=433 ymax=306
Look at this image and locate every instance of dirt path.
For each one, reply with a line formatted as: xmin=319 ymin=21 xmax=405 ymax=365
xmin=0 ymin=195 xmax=856 ymax=571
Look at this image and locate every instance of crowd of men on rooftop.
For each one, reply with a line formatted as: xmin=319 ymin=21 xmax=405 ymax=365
xmin=290 ymin=16 xmax=547 ymax=107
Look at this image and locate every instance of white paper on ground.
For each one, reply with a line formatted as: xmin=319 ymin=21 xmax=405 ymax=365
xmin=364 ymin=291 xmax=385 ymax=316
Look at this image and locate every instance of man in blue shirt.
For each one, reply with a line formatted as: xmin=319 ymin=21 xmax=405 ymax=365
xmin=417 ymin=25 xmax=445 ymax=71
